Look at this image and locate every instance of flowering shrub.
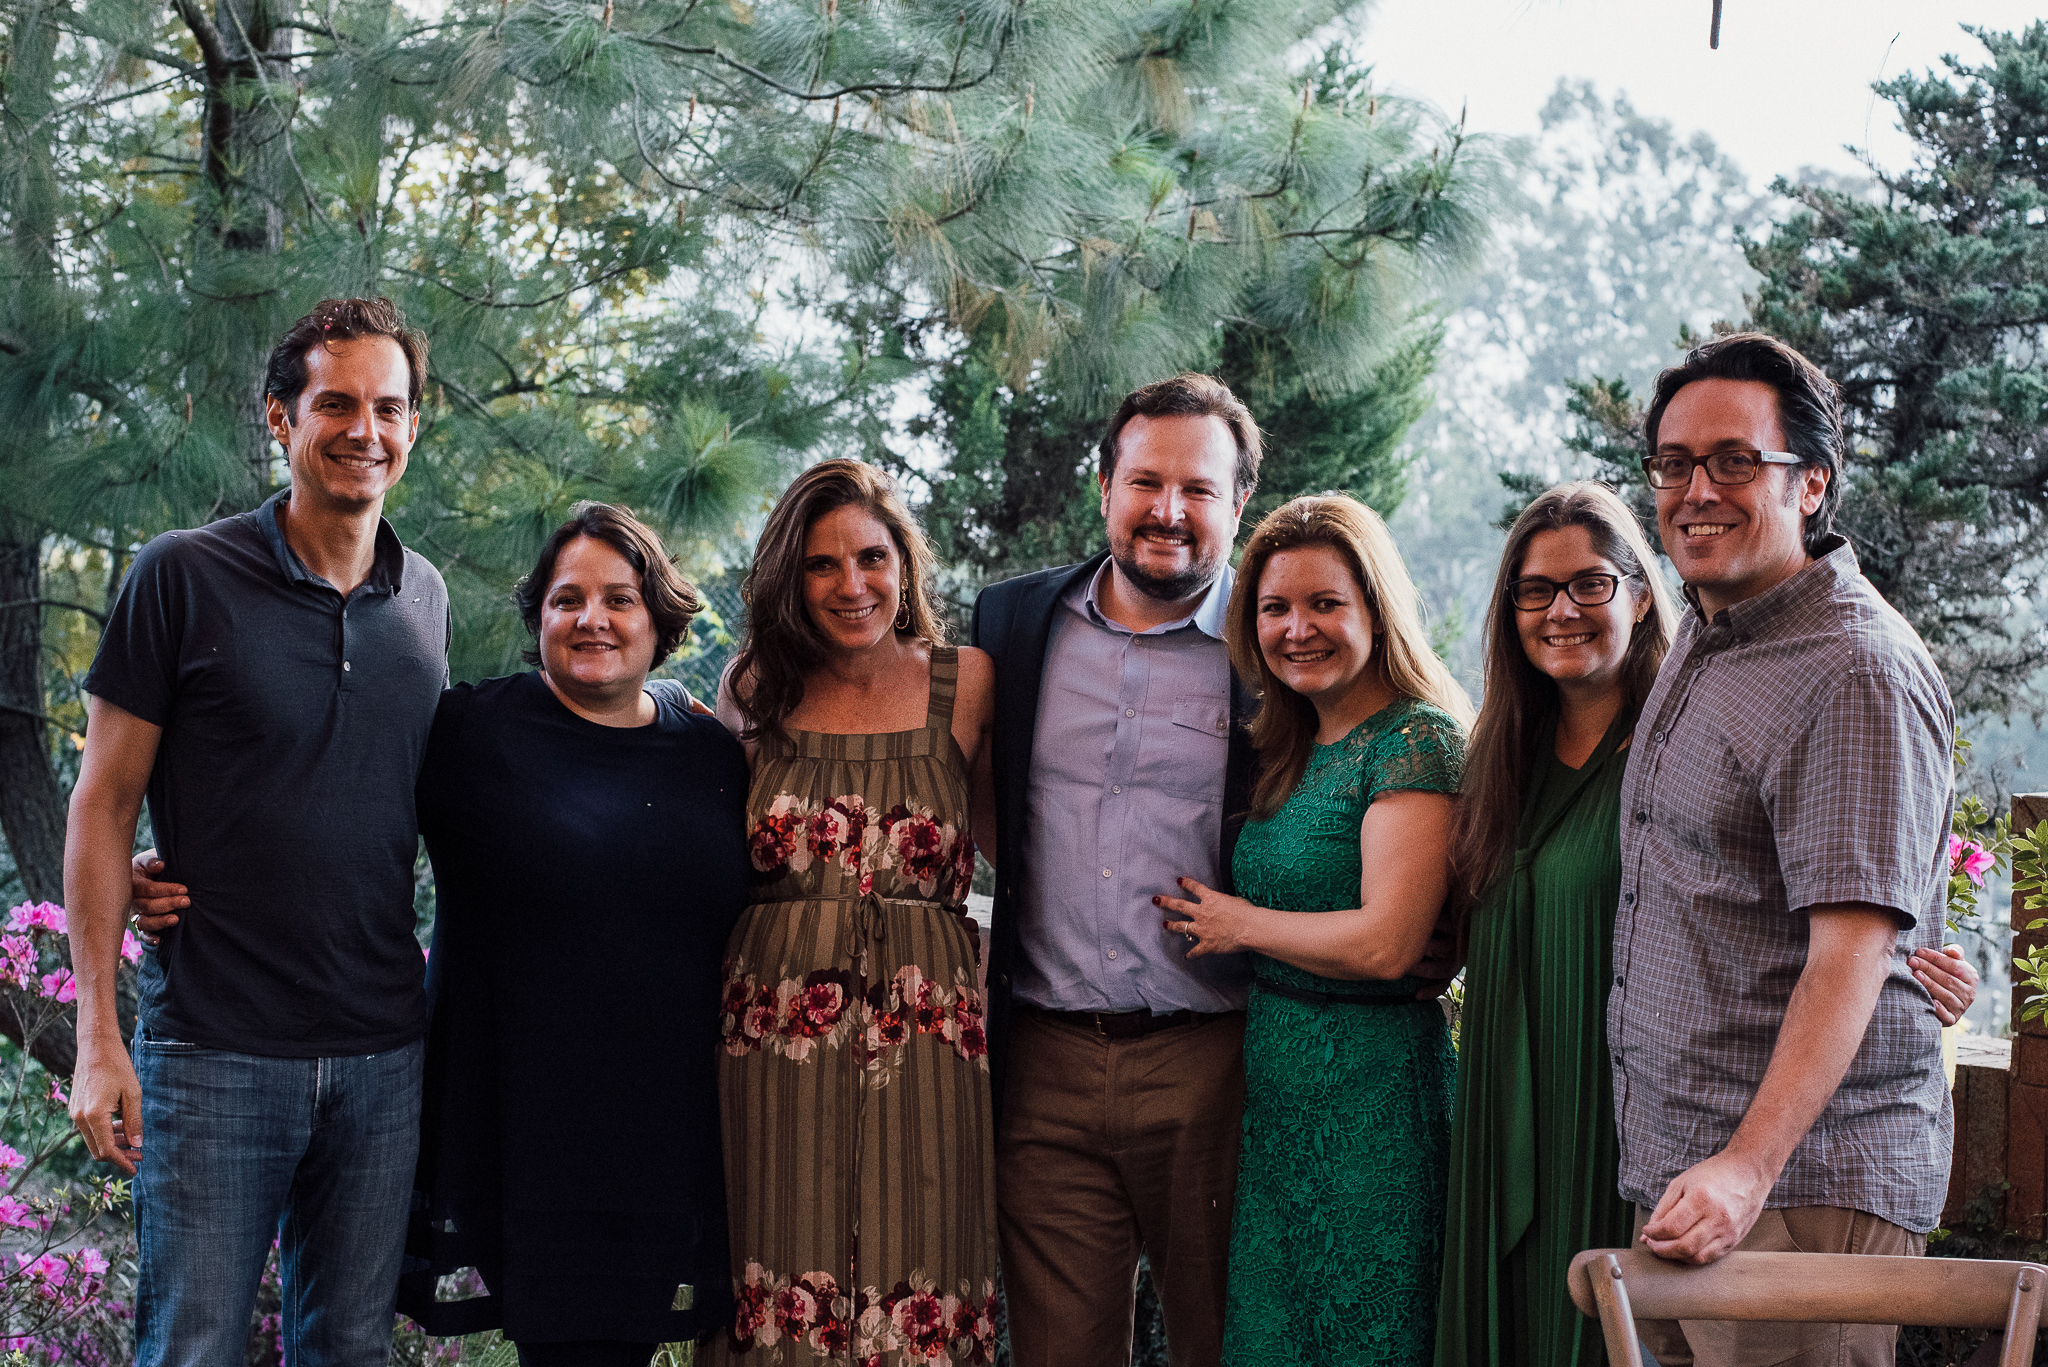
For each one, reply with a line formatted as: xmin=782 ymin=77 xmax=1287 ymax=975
xmin=0 ymin=901 xmax=136 ymax=1367
xmin=1945 ymin=732 xmax=2016 ymax=934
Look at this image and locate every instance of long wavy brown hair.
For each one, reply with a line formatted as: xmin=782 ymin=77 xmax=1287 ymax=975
xmin=1228 ymin=495 xmax=1474 ymax=822
xmin=1449 ymin=481 xmax=1675 ymax=908
xmin=729 ymin=459 xmax=948 ymax=744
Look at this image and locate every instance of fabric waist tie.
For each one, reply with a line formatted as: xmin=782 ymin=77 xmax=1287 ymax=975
xmin=1252 ymin=977 xmax=1421 ymax=1008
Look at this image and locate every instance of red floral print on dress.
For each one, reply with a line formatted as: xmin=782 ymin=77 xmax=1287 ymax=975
xmin=720 ymin=962 xmax=988 ymax=1074
xmin=744 ymin=790 xmax=973 ymax=904
xmin=731 ymin=1264 xmax=997 ymax=1365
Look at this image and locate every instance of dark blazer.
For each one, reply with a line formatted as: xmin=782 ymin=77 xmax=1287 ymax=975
xmin=970 ymin=551 xmax=1258 ymax=1106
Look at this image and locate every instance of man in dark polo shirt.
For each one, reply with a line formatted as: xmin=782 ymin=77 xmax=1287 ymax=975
xmin=63 ymin=298 xmax=448 ymax=1367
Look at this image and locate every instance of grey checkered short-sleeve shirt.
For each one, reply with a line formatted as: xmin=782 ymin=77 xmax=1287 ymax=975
xmin=1609 ymin=536 xmax=1955 ymax=1233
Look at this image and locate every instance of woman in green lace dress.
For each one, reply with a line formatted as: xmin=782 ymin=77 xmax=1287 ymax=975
xmin=1158 ymin=494 xmax=1473 ymax=1367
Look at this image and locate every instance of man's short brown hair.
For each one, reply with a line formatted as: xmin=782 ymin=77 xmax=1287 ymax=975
xmin=264 ymin=297 xmax=429 ymax=421
xmin=1097 ymin=373 xmax=1262 ymax=497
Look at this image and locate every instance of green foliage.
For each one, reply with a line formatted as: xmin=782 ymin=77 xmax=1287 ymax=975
xmin=892 ymin=38 xmax=1500 ymax=582
xmin=1553 ymin=25 xmax=2048 ymax=718
xmin=2014 ymin=819 xmax=2048 ymax=1024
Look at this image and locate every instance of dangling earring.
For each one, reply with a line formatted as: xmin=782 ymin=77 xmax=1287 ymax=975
xmin=895 ymin=591 xmax=912 ymax=632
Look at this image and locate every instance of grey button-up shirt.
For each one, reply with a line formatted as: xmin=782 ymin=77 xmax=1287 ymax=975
xmin=1013 ymin=561 xmax=1251 ymax=1013
xmin=1609 ymin=536 xmax=1955 ymax=1232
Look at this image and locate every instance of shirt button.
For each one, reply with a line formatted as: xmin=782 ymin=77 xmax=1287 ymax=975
xmin=1101 ymin=868 xmax=1113 ymax=879
xmin=1653 ymin=731 xmax=1665 ymax=743
xmin=1124 ymin=708 xmax=1135 ymax=718
xmin=1624 ymin=892 xmax=1635 ymax=905
xmin=1106 ymin=950 xmax=1118 ymax=960
xmin=343 ymin=661 xmax=352 ymax=672
xmin=1615 ymin=975 xmax=1626 ymax=988
xmin=1112 ymin=786 xmax=1122 ymax=795
xmin=1634 ymin=810 xmax=1648 ymax=823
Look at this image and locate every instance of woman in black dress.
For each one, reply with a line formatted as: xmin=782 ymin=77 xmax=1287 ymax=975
xmin=397 ymin=503 xmax=750 ymax=1367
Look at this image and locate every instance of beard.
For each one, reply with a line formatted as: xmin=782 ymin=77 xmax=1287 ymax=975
xmin=1110 ymin=523 xmax=1225 ymax=603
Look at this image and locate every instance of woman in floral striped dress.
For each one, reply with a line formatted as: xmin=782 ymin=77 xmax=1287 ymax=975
xmin=707 ymin=460 xmax=998 ymax=1367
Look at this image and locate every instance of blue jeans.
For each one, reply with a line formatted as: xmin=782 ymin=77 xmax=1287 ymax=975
xmin=132 ymin=1025 xmax=424 ymax=1367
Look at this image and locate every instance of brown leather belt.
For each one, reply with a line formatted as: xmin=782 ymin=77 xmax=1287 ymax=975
xmin=1023 ymin=1004 xmax=1240 ymax=1039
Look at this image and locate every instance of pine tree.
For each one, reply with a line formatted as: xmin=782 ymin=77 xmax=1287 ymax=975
xmin=898 ymin=39 xmax=1498 ymax=584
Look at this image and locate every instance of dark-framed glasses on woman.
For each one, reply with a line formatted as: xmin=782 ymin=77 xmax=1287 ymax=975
xmin=1642 ymin=448 xmax=1801 ymax=489
xmin=1508 ymin=573 xmax=1638 ymax=612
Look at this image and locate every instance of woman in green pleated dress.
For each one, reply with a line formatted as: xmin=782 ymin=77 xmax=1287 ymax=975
xmin=1158 ymin=495 xmax=1473 ymax=1367
xmin=1434 ymin=482 xmax=1674 ymax=1367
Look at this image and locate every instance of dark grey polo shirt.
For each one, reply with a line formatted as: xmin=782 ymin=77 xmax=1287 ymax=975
xmin=83 ymin=490 xmax=449 ymax=1056
xmin=1608 ymin=536 xmax=1954 ymax=1232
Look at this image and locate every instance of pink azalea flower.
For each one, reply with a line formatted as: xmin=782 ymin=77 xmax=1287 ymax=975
xmin=1949 ymin=833 xmax=1996 ymax=887
xmin=77 ymin=1248 xmax=110 ymax=1277
xmin=120 ymin=931 xmax=144 ymax=965
xmin=0 ymin=1142 xmax=24 ymax=1172
xmin=17 ymin=1251 xmax=68 ymax=1286
xmin=48 ymin=1078 xmax=67 ymax=1106
xmin=38 ymin=968 xmax=76 ymax=1004
xmin=0 ymin=934 xmax=37 ymax=990
xmin=5 ymin=901 xmax=66 ymax=935
xmin=0 ymin=1196 xmax=38 ymax=1230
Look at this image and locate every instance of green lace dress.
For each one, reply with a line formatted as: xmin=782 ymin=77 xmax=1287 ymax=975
xmin=1223 ymin=697 xmax=1465 ymax=1367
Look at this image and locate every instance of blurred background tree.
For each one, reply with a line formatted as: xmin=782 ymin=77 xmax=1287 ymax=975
xmin=1555 ymin=23 xmax=2048 ymax=720
xmin=1390 ymin=79 xmax=1766 ymax=682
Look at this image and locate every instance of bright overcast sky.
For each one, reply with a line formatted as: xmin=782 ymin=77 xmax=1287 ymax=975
xmin=1359 ymin=0 xmax=2041 ymax=185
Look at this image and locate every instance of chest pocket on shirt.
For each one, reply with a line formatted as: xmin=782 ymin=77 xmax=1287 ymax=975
xmin=1145 ymin=692 xmax=1230 ymax=799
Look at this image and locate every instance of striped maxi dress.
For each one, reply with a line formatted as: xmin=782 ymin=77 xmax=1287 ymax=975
xmin=704 ymin=646 xmax=999 ymax=1367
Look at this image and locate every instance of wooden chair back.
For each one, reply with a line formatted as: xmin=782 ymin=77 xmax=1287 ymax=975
xmin=1566 ymin=1248 xmax=2048 ymax=1367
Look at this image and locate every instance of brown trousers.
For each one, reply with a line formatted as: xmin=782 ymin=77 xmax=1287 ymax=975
xmin=1629 ymin=1205 xmax=1926 ymax=1367
xmin=996 ymin=1008 xmax=1246 ymax=1367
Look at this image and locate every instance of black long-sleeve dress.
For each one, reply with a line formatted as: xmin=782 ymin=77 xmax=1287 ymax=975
xmin=397 ymin=672 xmax=751 ymax=1345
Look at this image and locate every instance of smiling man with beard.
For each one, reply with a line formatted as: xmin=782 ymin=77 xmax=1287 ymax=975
xmin=971 ymin=374 xmax=1260 ymax=1367
xmin=64 ymin=299 xmax=449 ymax=1367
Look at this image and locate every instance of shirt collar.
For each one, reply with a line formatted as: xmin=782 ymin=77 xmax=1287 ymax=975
xmin=1079 ymin=557 xmax=1235 ymax=640
xmin=1680 ymin=532 xmax=1854 ymax=636
xmin=255 ymin=488 xmax=408 ymax=594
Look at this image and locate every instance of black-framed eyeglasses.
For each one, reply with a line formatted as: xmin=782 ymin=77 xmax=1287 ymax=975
xmin=1642 ymin=448 xmax=1801 ymax=489
xmin=1508 ymin=572 xmax=1639 ymax=612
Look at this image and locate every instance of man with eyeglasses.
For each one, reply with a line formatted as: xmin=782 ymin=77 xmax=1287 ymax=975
xmin=1608 ymin=333 xmax=1957 ymax=1366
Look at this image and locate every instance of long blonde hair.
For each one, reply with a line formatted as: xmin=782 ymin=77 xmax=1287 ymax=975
xmin=1449 ymin=480 xmax=1675 ymax=905
xmin=1227 ymin=494 xmax=1474 ymax=821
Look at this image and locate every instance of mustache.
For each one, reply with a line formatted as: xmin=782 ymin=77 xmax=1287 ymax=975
xmin=1129 ymin=523 xmax=1194 ymax=542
